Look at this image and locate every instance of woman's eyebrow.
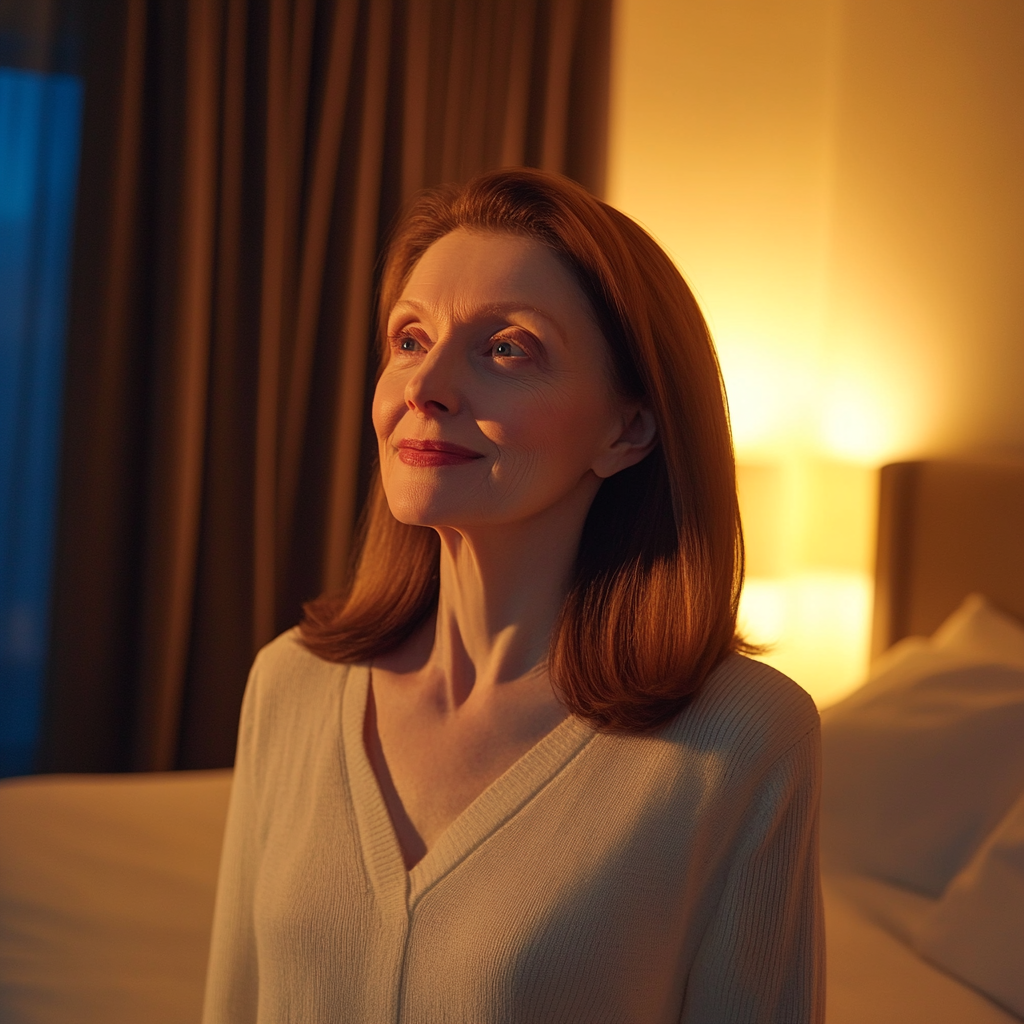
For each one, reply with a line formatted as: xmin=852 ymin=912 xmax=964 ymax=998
xmin=390 ymin=299 xmax=567 ymax=343
xmin=478 ymin=303 xmax=565 ymax=340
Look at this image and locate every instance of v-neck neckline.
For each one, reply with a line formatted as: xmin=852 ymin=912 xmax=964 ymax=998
xmin=340 ymin=662 xmax=595 ymax=912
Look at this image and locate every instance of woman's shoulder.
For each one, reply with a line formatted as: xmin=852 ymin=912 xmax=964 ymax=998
xmin=242 ymin=627 xmax=359 ymax=721
xmin=252 ymin=625 xmax=331 ymax=670
xmin=659 ymin=653 xmax=820 ymax=771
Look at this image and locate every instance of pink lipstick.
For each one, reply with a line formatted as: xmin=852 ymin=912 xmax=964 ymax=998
xmin=396 ymin=439 xmax=485 ymax=467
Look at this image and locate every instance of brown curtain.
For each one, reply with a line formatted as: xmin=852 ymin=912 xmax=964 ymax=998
xmin=39 ymin=0 xmax=612 ymax=774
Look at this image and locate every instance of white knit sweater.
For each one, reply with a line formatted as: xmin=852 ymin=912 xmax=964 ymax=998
xmin=202 ymin=630 xmax=824 ymax=1024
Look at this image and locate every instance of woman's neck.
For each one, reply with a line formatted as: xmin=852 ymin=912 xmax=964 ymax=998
xmin=423 ymin=492 xmax=594 ymax=708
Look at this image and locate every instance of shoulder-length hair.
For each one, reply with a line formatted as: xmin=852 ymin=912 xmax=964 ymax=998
xmin=301 ymin=167 xmax=748 ymax=732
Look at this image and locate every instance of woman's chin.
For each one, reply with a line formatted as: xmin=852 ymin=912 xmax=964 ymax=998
xmin=384 ymin=493 xmax=480 ymax=530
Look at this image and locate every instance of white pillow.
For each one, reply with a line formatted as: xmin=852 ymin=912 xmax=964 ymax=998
xmin=913 ymin=789 xmax=1024 ymax=1018
xmin=932 ymin=592 xmax=1024 ymax=669
xmin=821 ymin=594 xmax=1024 ymax=896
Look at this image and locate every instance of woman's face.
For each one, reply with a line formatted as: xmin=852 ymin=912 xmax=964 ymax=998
xmin=373 ymin=228 xmax=652 ymax=532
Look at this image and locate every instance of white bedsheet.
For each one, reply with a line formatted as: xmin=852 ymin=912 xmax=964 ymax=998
xmin=1 ymin=769 xmax=1018 ymax=1024
xmin=823 ymin=872 xmax=1020 ymax=1024
xmin=0 ymin=770 xmax=231 ymax=1024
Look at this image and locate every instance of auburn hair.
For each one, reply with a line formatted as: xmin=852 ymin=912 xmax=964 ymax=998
xmin=300 ymin=168 xmax=748 ymax=732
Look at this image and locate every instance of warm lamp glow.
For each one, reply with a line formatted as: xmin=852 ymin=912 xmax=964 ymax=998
xmin=609 ymin=0 xmax=1024 ymax=708
xmin=738 ymin=573 xmax=873 ymax=709
xmin=736 ymin=458 xmax=878 ymax=705
xmin=607 ymin=0 xmax=917 ymax=709
xmin=818 ymin=374 xmax=912 ymax=465
xmin=736 ymin=458 xmax=877 ymax=574
xmin=718 ymin=343 xmax=815 ymax=456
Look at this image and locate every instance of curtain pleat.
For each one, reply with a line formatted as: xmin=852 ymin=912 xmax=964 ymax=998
xmin=321 ymin=0 xmax=394 ymax=597
xmin=37 ymin=0 xmax=148 ymax=773
xmin=134 ymin=0 xmax=224 ymax=770
xmin=276 ymin=0 xmax=358 ymax=596
xmin=40 ymin=0 xmax=613 ymax=774
xmin=500 ymin=0 xmax=537 ymax=168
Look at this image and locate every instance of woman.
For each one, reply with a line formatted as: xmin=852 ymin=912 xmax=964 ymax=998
xmin=203 ymin=169 xmax=824 ymax=1024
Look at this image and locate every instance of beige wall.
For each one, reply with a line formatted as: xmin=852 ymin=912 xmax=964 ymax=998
xmin=608 ymin=0 xmax=1024 ymax=701
xmin=822 ymin=0 xmax=1024 ymax=459
xmin=609 ymin=0 xmax=840 ymax=456
xmin=609 ymin=0 xmax=1024 ymax=462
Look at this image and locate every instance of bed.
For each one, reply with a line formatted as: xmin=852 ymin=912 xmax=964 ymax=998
xmin=821 ymin=458 xmax=1024 ymax=1023
xmin=1 ymin=458 xmax=1022 ymax=1023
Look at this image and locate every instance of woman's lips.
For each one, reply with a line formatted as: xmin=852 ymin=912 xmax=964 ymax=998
xmin=396 ymin=439 xmax=485 ymax=467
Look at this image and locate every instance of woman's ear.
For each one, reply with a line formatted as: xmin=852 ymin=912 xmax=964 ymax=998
xmin=593 ymin=405 xmax=658 ymax=479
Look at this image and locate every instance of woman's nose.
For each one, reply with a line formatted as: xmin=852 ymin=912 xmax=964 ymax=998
xmin=404 ymin=345 xmax=461 ymax=415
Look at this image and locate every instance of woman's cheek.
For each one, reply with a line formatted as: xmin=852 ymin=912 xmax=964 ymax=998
xmin=371 ymin=372 xmax=404 ymax=440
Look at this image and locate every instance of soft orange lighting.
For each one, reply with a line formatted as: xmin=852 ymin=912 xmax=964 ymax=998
xmin=735 ymin=458 xmax=877 ymax=704
xmin=739 ymin=573 xmax=873 ymax=708
xmin=718 ymin=345 xmax=816 ymax=456
xmin=609 ymin=0 xmax=1024 ymax=705
xmin=737 ymin=457 xmax=877 ymax=573
xmin=820 ymin=384 xmax=892 ymax=464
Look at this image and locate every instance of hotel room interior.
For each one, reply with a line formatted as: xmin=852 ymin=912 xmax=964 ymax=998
xmin=0 ymin=0 xmax=1022 ymax=1021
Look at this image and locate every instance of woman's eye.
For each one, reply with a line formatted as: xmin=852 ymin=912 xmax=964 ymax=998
xmin=398 ymin=336 xmax=420 ymax=352
xmin=491 ymin=339 xmax=527 ymax=358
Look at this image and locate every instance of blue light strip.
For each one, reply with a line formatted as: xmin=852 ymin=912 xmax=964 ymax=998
xmin=0 ymin=67 xmax=84 ymax=776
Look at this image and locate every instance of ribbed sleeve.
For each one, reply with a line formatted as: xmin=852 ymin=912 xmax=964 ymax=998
xmin=201 ymin=654 xmax=263 ymax=1023
xmin=680 ymin=726 xmax=825 ymax=1023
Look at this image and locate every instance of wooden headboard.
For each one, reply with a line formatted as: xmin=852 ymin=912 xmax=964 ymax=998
xmin=871 ymin=459 xmax=1024 ymax=658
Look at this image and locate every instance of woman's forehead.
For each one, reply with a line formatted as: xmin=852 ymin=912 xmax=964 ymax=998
xmin=393 ymin=228 xmax=591 ymax=325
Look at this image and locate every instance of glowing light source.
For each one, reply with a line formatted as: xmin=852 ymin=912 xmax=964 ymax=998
xmin=718 ymin=343 xmax=815 ymax=456
xmin=608 ymin=0 xmax=1024 ymax=711
xmin=738 ymin=572 xmax=873 ymax=709
xmin=736 ymin=457 xmax=878 ymax=707
xmin=817 ymin=371 xmax=917 ymax=465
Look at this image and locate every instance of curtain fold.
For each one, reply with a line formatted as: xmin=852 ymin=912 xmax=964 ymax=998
xmin=40 ymin=0 xmax=612 ymax=774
